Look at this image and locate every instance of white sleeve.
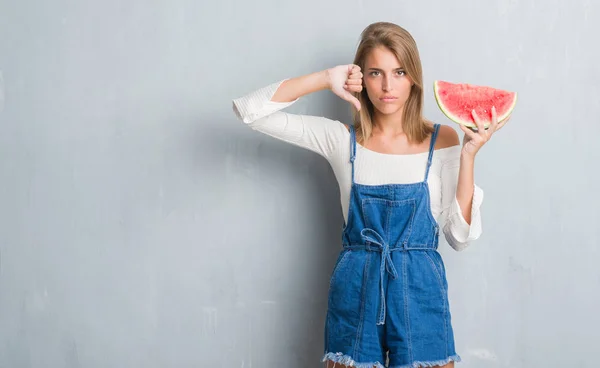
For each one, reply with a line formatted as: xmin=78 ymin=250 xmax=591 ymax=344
xmin=439 ymin=151 xmax=484 ymax=251
xmin=232 ymin=79 xmax=348 ymax=160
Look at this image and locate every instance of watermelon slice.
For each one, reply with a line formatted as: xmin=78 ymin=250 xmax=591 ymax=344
xmin=434 ymin=80 xmax=517 ymax=129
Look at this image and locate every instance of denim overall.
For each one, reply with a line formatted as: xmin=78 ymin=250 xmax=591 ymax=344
xmin=323 ymin=124 xmax=460 ymax=368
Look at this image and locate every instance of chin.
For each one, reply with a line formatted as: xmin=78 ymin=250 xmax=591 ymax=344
xmin=375 ymin=104 xmax=403 ymax=115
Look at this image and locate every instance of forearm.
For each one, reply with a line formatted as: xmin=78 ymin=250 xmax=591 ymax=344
xmin=271 ymin=70 xmax=330 ymax=103
xmin=455 ymin=155 xmax=475 ymax=224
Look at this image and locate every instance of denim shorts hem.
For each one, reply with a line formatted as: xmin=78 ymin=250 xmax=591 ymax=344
xmin=389 ymin=353 xmax=461 ymax=368
xmin=322 ymin=352 xmax=386 ymax=368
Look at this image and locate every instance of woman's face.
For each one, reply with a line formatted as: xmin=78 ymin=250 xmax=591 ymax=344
xmin=363 ymin=46 xmax=413 ymax=117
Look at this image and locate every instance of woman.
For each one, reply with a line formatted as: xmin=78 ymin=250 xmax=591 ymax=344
xmin=232 ymin=22 xmax=508 ymax=368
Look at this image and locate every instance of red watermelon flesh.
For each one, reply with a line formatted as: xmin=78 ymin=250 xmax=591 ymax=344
xmin=434 ymin=80 xmax=517 ymax=129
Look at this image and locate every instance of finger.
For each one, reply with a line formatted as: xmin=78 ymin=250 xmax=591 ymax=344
xmin=348 ymin=74 xmax=363 ymax=84
xmin=489 ymin=105 xmax=499 ymax=135
xmin=345 ymin=78 xmax=362 ymax=85
xmin=496 ymin=114 xmax=511 ymax=131
xmin=343 ymin=81 xmax=362 ymax=89
xmin=345 ymin=84 xmax=363 ymax=93
xmin=471 ymin=109 xmax=485 ymax=134
xmin=460 ymin=124 xmax=478 ymax=140
xmin=348 ymin=74 xmax=363 ymax=82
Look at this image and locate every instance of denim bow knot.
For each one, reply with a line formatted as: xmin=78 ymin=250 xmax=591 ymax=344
xmin=360 ymin=228 xmax=399 ymax=325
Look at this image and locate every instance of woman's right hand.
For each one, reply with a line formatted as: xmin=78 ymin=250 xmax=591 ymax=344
xmin=326 ymin=64 xmax=363 ymax=111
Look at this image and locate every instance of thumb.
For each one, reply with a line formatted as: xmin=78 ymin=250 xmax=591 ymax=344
xmin=345 ymin=92 xmax=361 ymax=111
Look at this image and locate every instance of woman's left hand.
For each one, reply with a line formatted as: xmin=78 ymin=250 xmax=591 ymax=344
xmin=460 ymin=106 xmax=511 ymax=158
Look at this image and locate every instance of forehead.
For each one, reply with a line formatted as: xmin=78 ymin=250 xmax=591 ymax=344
xmin=365 ymin=46 xmax=404 ymax=69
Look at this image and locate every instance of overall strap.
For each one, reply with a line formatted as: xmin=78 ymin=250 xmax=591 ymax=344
xmin=349 ymin=125 xmax=357 ymax=184
xmin=424 ymin=124 xmax=441 ymax=182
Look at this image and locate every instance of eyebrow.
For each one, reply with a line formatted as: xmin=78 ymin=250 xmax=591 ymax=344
xmin=367 ymin=67 xmax=405 ymax=71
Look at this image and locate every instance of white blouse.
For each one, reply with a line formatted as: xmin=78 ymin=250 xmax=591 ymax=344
xmin=232 ymin=79 xmax=484 ymax=251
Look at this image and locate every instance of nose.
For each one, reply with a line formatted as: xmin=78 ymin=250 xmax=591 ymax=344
xmin=382 ymin=75 xmax=392 ymax=91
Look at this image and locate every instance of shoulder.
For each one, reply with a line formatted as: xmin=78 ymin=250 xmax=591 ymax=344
xmin=434 ymin=124 xmax=460 ymax=149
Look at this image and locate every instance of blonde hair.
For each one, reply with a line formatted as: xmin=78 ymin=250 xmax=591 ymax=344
xmin=351 ymin=22 xmax=434 ymax=144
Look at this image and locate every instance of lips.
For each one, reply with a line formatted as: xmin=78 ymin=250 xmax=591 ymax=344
xmin=379 ymin=96 xmax=397 ymax=102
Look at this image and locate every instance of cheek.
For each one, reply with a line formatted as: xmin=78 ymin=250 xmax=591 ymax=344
xmin=364 ymin=79 xmax=375 ymax=92
xmin=397 ymin=80 xmax=413 ymax=99
xmin=364 ymin=81 xmax=379 ymax=101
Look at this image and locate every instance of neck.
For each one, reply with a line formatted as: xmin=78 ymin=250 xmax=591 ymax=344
xmin=372 ymin=108 xmax=405 ymax=136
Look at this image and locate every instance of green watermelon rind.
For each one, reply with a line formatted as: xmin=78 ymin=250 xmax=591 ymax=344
xmin=433 ymin=80 xmax=517 ymax=129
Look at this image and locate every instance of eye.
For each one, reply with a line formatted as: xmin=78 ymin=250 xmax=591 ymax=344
xmin=370 ymin=71 xmax=380 ymax=77
xmin=397 ymin=70 xmax=406 ymax=76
